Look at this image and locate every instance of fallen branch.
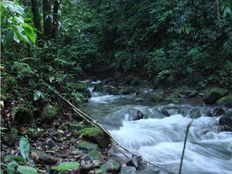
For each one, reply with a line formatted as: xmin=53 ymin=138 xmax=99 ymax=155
xmin=178 ymin=120 xmax=193 ymax=174
xmin=44 ymin=83 xmax=161 ymax=168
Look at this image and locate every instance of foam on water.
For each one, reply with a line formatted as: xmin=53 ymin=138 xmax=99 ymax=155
xmin=110 ymin=115 xmax=232 ymax=174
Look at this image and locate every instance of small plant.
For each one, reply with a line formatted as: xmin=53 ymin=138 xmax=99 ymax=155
xmin=1 ymin=137 xmax=37 ymax=174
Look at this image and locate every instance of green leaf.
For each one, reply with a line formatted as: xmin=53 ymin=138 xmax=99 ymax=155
xmin=17 ymin=165 xmax=37 ymax=174
xmin=95 ymin=168 xmax=106 ymax=174
xmin=22 ymin=23 xmax=36 ymax=44
xmin=19 ymin=137 xmax=30 ymax=161
xmin=51 ymin=162 xmax=80 ymax=171
xmin=33 ymin=91 xmax=44 ymax=101
xmin=7 ymin=161 xmax=18 ymax=174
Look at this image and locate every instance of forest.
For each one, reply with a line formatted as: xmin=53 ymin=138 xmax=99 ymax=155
xmin=1 ymin=0 xmax=232 ymax=174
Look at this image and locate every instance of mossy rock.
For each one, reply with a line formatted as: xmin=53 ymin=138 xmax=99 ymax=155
xmin=101 ymin=159 xmax=121 ymax=172
xmin=217 ymin=96 xmax=232 ymax=107
xmin=77 ymin=141 xmax=99 ymax=152
xmin=79 ymin=127 xmax=110 ymax=149
xmin=86 ymin=150 xmax=103 ymax=161
xmin=120 ymin=87 xmax=137 ymax=95
xmin=40 ymin=104 xmax=58 ymax=122
xmin=204 ymin=88 xmax=229 ymax=104
xmin=149 ymin=93 xmax=163 ymax=103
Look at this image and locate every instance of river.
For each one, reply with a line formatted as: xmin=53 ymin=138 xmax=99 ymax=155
xmin=83 ymin=82 xmax=232 ymax=174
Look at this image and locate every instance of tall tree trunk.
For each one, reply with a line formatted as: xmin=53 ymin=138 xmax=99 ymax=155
xmin=51 ymin=0 xmax=59 ymax=39
xmin=43 ymin=0 xmax=53 ymax=39
xmin=31 ymin=0 xmax=42 ymax=39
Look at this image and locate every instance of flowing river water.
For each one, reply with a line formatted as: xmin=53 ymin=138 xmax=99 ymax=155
xmin=83 ymin=83 xmax=232 ymax=174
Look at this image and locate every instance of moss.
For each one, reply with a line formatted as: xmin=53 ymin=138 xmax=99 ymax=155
xmin=217 ymin=96 xmax=232 ymax=107
xmin=79 ymin=127 xmax=103 ymax=137
xmin=86 ymin=150 xmax=103 ymax=161
xmin=77 ymin=141 xmax=99 ymax=151
xmin=204 ymin=88 xmax=229 ymax=104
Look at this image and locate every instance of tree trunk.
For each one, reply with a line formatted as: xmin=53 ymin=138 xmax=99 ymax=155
xmin=31 ymin=0 xmax=42 ymax=38
xmin=43 ymin=0 xmax=53 ymax=39
xmin=51 ymin=0 xmax=59 ymax=39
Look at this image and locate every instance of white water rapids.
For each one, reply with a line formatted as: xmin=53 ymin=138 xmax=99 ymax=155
xmin=85 ymin=85 xmax=232 ymax=174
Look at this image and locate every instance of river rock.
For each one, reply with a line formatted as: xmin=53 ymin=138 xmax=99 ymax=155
xmin=31 ymin=149 xmax=58 ymax=165
xmin=203 ymin=88 xmax=229 ymax=104
xmin=181 ymin=89 xmax=198 ymax=98
xmin=101 ymin=159 xmax=121 ymax=172
xmin=216 ymin=95 xmax=232 ymax=107
xmin=79 ymin=127 xmax=110 ymax=149
xmin=120 ymin=87 xmax=137 ymax=95
xmin=126 ymin=155 xmax=146 ymax=170
xmin=149 ymin=93 xmax=163 ymax=103
xmin=212 ymin=108 xmax=225 ymax=116
xmin=103 ymin=108 xmax=145 ymax=127
xmin=120 ymin=166 xmax=136 ymax=174
xmin=219 ymin=111 xmax=232 ymax=131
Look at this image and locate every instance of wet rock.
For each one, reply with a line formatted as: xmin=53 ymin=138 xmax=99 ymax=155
xmin=103 ymin=108 xmax=145 ymax=127
xmin=101 ymin=159 xmax=121 ymax=172
xmin=161 ymin=106 xmax=180 ymax=116
xmin=204 ymin=88 xmax=229 ymax=104
xmin=190 ymin=108 xmax=201 ymax=118
xmin=219 ymin=111 xmax=232 ymax=131
xmin=77 ymin=140 xmax=99 ymax=152
xmin=79 ymin=127 xmax=110 ymax=149
xmin=212 ymin=108 xmax=225 ymax=116
xmin=181 ymin=89 xmax=198 ymax=98
xmin=126 ymin=155 xmax=146 ymax=170
xmin=2 ymin=129 xmax=19 ymax=146
xmin=160 ymin=108 xmax=170 ymax=117
xmin=216 ymin=95 xmax=232 ymax=107
xmin=31 ymin=149 xmax=58 ymax=165
xmin=120 ymin=87 xmax=137 ymax=95
xmin=120 ymin=166 xmax=136 ymax=174
xmin=40 ymin=104 xmax=58 ymax=122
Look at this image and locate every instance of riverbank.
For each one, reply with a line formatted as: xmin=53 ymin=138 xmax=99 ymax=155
xmin=1 ymin=78 xmax=232 ymax=173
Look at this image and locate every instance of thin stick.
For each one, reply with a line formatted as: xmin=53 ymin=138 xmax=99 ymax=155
xmin=45 ymin=83 xmax=160 ymax=168
xmin=178 ymin=120 xmax=193 ymax=174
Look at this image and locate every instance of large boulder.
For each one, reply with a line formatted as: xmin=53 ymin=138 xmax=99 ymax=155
xmin=203 ymin=88 xmax=229 ymax=104
xmin=216 ymin=96 xmax=232 ymax=107
xmin=79 ymin=127 xmax=110 ymax=149
xmin=219 ymin=111 xmax=232 ymax=131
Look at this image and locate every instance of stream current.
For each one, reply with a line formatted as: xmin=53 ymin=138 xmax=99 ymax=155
xmin=84 ymin=84 xmax=232 ymax=174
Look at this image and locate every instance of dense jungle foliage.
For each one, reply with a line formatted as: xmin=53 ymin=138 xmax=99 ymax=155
xmin=0 ymin=0 xmax=232 ymax=173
